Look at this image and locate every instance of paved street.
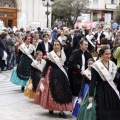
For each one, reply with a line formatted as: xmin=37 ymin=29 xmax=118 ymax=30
xmin=0 ymin=70 xmax=75 ymax=120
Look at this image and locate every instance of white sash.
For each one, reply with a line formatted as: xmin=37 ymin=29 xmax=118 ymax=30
xmin=92 ymin=60 xmax=120 ymax=99
xmin=86 ymin=35 xmax=95 ymax=48
xmin=19 ymin=43 xmax=35 ymax=60
xmin=48 ymin=50 xmax=68 ymax=79
xmin=83 ymin=69 xmax=91 ymax=80
xmin=31 ymin=59 xmax=46 ymax=71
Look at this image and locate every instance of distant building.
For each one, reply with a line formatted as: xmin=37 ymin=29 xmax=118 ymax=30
xmin=88 ymin=0 xmax=119 ymax=23
xmin=0 ymin=0 xmax=52 ymax=29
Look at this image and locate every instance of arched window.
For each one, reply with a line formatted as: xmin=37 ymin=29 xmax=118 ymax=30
xmin=0 ymin=0 xmax=15 ymax=7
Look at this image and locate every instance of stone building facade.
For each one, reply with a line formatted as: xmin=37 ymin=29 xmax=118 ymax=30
xmin=0 ymin=0 xmax=52 ymax=29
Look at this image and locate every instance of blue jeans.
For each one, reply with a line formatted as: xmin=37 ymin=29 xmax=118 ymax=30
xmin=7 ymin=51 xmax=16 ymax=68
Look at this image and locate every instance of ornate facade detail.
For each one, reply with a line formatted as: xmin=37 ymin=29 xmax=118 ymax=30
xmin=0 ymin=0 xmax=15 ymax=7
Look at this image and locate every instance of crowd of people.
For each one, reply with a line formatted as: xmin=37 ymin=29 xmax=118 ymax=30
xmin=0 ymin=25 xmax=120 ymax=119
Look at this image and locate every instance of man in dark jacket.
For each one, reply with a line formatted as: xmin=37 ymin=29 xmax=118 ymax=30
xmin=67 ymin=39 xmax=92 ymax=105
xmin=67 ymin=30 xmax=78 ymax=56
xmin=36 ymin=33 xmax=53 ymax=60
xmin=0 ymin=38 xmax=6 ymax=73
xmin=6 ymin=30 xmax=16 ymax=70
xmin=94 ymin=27 xmax=105 ymax=45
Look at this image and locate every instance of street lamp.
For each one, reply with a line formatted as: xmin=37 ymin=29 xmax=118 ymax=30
xmin=42 ymin=0 xmax=54 ymax=28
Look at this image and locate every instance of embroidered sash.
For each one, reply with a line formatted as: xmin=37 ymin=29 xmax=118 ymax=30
xmin=19 ymin=43 xmax=35 ymax=60
xmin=92 ymin=60 xmax=120 ymax=99
xmin=31 ymin=59 xmax=46 ymax=71
xmin=86 ymin=35 xmax=95 ymax=48
xmin=48 ymin=50 xmax=68 ymax=79
xmin=83 ymin=69 xmax=91 ymax=80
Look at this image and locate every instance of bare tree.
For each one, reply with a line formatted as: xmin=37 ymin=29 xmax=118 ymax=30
xmin=52 ymin=0 xmax=89 ymax=27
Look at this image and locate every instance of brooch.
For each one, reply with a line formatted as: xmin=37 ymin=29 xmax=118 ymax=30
xmin=88 ymin=74 xmax=90 ymax=77
xmin=101 ymin=66 xmax=104 ymax=70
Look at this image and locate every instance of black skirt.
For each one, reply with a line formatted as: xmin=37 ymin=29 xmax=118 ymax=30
xmin=49 ymin=67 xmax=72 ymax=104
xmin=31 ymin=68 xmax=41 ymax=92
xmin=96 ymin=81 xmax=120 ymax=120
xmin=17 ymin=54 xmax=32 ymax=80
xmin=72 ymin=74 xmax=82 ymax=96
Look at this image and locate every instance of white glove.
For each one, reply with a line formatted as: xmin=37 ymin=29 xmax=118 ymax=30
xmin=77 ymin=98 xmax=82 ymax=105
xmin=87 ymin=103 xmax=93 ymax=110
xmin=41 ymin=78 xmax=45 ymax=81
xmin=40 ymin=82 xmax=44 ymax=92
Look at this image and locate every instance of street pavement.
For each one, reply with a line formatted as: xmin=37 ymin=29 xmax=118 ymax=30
xmin=0 ymin=70 xmax=75 ymax=120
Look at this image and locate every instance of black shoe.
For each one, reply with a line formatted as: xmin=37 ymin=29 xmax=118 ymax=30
xmin=21 ymin=86 xmax=25 ymax=91
xmin=59 ymin=112 xmax=67 ymax=118
xmin=49 ymin=110 xmax=53 ymax=115
xmin=10 ymin=66 xmax=13 ymax=69
xmin=7 ymin=67 xmax=11 ymax=70
xmin=2 ymin=67 xmax=7 ymax=71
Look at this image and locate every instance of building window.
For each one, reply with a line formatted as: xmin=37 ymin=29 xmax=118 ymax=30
xmin=111 ymin=0 xmax=117 ymax=4
xmin=93 ymin=12 xmax=98 ymax=21
xmin=93 ymin=0 xmax=98 ymax=3
xmin=0 ymin=0 xmax=15 ymax=7
xmin=0 ymin=12 xmax=13 ymax=17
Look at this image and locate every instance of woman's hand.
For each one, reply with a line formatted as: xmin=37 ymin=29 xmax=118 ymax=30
xmin=88 ymin=97 xmax=93 ymax=103
xmin=78 ymin=97 xmax=82 ymax=104
xmin=40 ymin=78 xmax=45 ymax=81
xmin=43 ymin=55 xmax=48 ymax=60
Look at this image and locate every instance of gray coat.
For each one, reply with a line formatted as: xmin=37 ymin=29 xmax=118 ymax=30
xmin=6 ymin=36 xmax=16 ymax=52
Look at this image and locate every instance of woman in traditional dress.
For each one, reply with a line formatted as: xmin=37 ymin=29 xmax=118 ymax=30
xmin=77 ymin=46 xmax=120 ymax=120
xmin=24 ymin=51 xmax=46 ymax=99
xmin=72 ymin=58 xmax=94 ymax=117
xmin=10 ymin=35 xmax=35 ymax=91
xmin=34 ymin=41 xmax=73 ymax=118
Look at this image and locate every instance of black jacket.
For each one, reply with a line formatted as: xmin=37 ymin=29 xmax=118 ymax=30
xmin=67 ymin=35 xmax=78 ymax=49
xmin=36 ymin=41 xmax=53 ymax=55
xmin=94 ymin=32 xmax=105 ymax=44
xmin=68 ymin=49 xmax=92 ymax=73
xmin=0 ymin=39 xmax=6 ymax=57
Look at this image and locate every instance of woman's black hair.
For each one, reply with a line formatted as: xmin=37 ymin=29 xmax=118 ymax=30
xmin=87 ymin=58 xmax=95 ymax=63
xmin=99 ymin=46 xmax=110 ymax=57
xmin=53 ymin=40 xmax=62 ymax=47
xmin=24 ymin=34 xmax=30 ymax=42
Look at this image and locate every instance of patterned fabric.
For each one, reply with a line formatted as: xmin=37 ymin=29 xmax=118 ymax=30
xmin=72 ymin=84 xmax=89 ymax=117
xmin=49 ymin=67 xmax=72 ymax=104
xmin=89 ymin=68 xmax=120 ymax=120
xmin=31 ymin=67 xmax=41 ymax=92
xmin=24 ymin=79 xmax=35 ymax=99
xmin=77 ymin=90 xmax=96 ymax=120
xmin=34 ymin=67 xmax=73 ymax=111
xmin=10 ymin=69 xmax=28 ymax=86
xmin=17 ymin=54 xmax=32 ymax=80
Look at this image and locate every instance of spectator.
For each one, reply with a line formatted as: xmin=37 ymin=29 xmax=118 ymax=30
xmin=6 ymin=30 xmax=16 ymax=70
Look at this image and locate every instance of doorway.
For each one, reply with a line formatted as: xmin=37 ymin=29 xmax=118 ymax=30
xmin=0 ymin=8 xmax=17 ymax=27
xmin=8 ymin=19 xmax=13 ymax=28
